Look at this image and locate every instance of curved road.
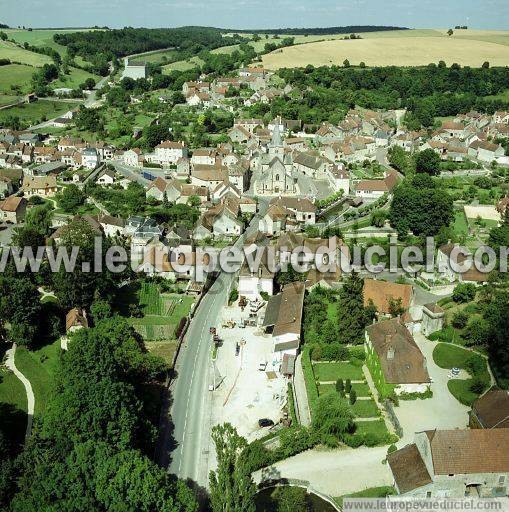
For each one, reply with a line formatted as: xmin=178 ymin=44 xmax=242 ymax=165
xmin=166 ymin=202 xmax=268 ymax=487
xmin=5 ymin=343 xmax=35 ymax=442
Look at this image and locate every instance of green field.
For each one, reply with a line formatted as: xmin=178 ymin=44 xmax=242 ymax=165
xmin=51 ymin=67 xmax=99 ymax=90
xmin=313 ymin=361 xmax=364 ymax=381
xmin=15 ymin=340 xmax=61 ymax=417
xmin=0 ymin=39 xmax=52 ymax=66
xmin=0 ymin=99 xmax=80 ymax=126
xmin=3 ymin=28 xmax=99 ymax=56
xmin=0 ymin=63 xmax=35 ymax=94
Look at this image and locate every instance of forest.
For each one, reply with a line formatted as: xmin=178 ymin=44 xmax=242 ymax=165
xmin=242 ymin=64 xmax=509 ymax=127
xmin=232 ymin=25 xmax=408 ymax=35
xmin=53 ymin=27 xmax=246 ymax=73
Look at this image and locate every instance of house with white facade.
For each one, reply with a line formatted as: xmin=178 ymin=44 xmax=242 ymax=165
xmin=262 ymin=282 xmax=305 ymax=360
xmin=154 ymin=141 xmax=187 ymax=166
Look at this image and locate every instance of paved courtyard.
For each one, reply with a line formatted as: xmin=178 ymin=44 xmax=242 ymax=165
xmin=394 ymin=333 xmax=470 ymax=445
xmin=254 ymin=446 xmax=393 ymax=497
xmin=209 ymin=301 xmax=287 ymax=442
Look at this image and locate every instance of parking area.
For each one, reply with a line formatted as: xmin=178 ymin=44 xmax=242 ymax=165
xmin=209 ymin=299 xmax=288 ymax=443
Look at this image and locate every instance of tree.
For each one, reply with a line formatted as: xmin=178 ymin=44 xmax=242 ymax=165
xmin=337 ymin=272 xmax=367 ymax=345
xmin=209 ymin=423 xmax=257 ymax=512
xmin=91 ymin=299 xmax=112 ymax=323
xmin=271 ymin=486 xmax=307 ymax=512
xmin=452 ymin=311 xmax=468 ymax=329
xmin=349 ymin=389 xmax=357 ymax=405
xmin=335 ymin=378 xmax=344 ymax=396
xmin=415 ymin=149 xmax=441 ymax=176
xmin=452 ymin=283 xmax=476 ymax=303
xmin=345 ymin=379 xmax=352 ymax=393
xmin=482 ymin=61 xmax=490 ymax=69
xmin=59 ymin=184 xmax=86 ymax=213
xmin=312 ymin=394 xmax=355 ymax=440
xmin=343 ymin=59 xmax=350 ymax=68
xmin=447 ymin=29 xmax=454 ymax=36
xmin=74 ymin=106 xmax=104 ymax=132
xmin=388 ymin=297 xmax=405 ymax=318
xmin=0 ymin=275 xmax=42 ymax=347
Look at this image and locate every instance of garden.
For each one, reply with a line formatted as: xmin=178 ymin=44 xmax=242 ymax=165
xmin=302 ymin=347 xmax=390 ymax=441
xmin=117 ymin=281 xmax=195 ymax=366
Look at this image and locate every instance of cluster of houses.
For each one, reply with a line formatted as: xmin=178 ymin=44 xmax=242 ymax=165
xmin=0 ymin=131 xmax=110 ymax=171
xmin=182 ymin=66 xmax=273 ymax=108
xmin=420 ymin=112 xmax=509 ymax=164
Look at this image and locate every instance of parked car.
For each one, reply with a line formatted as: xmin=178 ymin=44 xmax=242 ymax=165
xmin=258 ymin=361 xmax=267 ymax=371
xmin=235 ymin=343 xmax=240 ymax=356
xmin=258 ymin=418 xmax=274 ymax=428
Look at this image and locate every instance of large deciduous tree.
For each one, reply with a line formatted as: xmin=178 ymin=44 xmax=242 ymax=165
xmin=209 ymin=423 xmax=257 ymax=512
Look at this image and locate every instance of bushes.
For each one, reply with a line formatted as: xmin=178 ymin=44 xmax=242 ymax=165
xmin=452 ymin=283 xmax=477 ymax=303
xmin=398 ymin=388 xmax=433 ymax=400
xmin=228 ymin=288 xmax=239 ymax=304
xmin=310 ymin=343 xmax=348 ymax=361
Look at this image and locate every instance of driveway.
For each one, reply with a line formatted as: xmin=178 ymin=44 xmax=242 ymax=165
xmin=253 ymin=446 xmax=392 ymax=497
xmin=394 ymin=333 xmax=470 ymax=446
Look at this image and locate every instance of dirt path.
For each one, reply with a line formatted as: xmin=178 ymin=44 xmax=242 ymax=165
xmin=5 ymin=343 xmax=35 ymax=442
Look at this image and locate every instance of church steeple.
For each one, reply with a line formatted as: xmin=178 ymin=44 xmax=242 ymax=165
xmin=271 ymin=118 xmax=282 ymax=148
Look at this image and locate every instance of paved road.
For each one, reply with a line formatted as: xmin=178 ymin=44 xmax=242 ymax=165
xmin=5 ymin=343 xmax=35 ymax=442
xmin=111 ymin=162 xmax=151 ymax=187
xmin=166 ymin=202 xmax=269 ymax=486
xmin=85 ymin=66 xmax=112 ymax=108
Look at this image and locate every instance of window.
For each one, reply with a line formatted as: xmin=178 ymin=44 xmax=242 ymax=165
xmin=499 ymin=476 xmax=505 ymax=485
xmin=275 ymin=174 xmax=280 ymax=181
xmin=426 ymin=492 xmax=432 ymax=498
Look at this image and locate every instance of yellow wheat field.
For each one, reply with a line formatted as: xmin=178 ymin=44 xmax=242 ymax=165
xmin=262 ymin=36 xmax=509 ymax=69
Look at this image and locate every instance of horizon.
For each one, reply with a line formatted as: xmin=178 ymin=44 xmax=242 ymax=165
xmin=2 ymin=0 xmax=509 ymax=31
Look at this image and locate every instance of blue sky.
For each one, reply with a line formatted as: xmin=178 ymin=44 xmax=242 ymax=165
xmin=2 ymin=0 xmax=509 ymax=30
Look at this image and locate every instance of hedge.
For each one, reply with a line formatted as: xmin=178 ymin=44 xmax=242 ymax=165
xmin=301 ymin=347 xmax=319 ymax=414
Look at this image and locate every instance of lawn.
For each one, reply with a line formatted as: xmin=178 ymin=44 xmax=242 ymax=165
xmin=355 ymin=419 xmax=389 ymax=436
xmin=0 ymin=100 xmax=80 ymax=127
xmin=352 ymin=399 xmax=380 ymax=418
xmin=0 ymin=350 xmax=28 ymax=448
xmin=452 ymin=210 xmax=469 ymax=238
xmin=0 ymin=94 xmax=20 ymax=107
xmin=313 ymin=362 xmax=364 ymax=381
xmin=0 ymin=63 xmax=35 ymax=94
xmin=433 ymin=343 xmax=483 ymax=371
xmin=334 ymin=486 xmax=396 ymax=508
xmin=318 ymin=381 xmax=371 ymax=397
xmin=0 ymin=40 xmax=52 ymax=66
xmin=14 ymin=339 xmax=61 ymax=417
xmin=145 ymin=340 xmax=178 ymax=367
